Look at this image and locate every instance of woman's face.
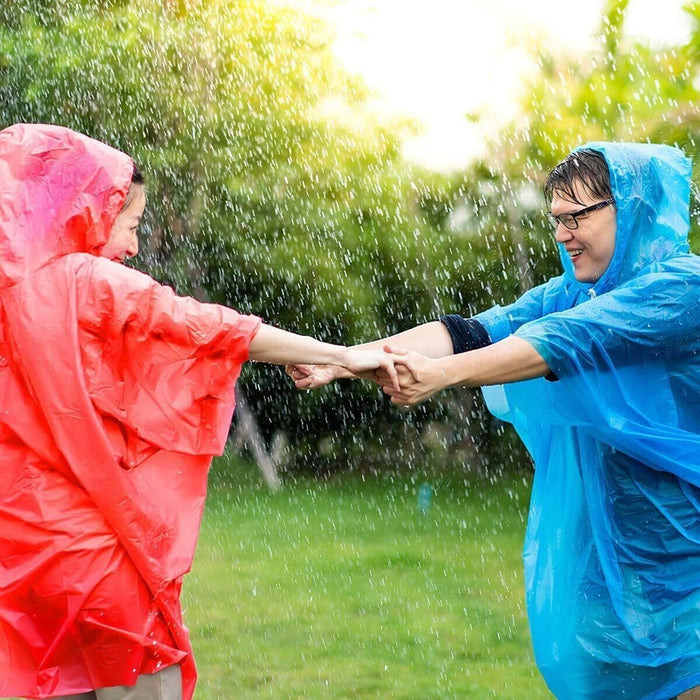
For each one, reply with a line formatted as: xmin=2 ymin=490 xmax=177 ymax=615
xmin=101 ymin=184 xmax=146 ymax=263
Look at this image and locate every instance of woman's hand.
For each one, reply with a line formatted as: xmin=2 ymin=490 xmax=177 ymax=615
xmin=377 ymin=345 xmax=450 ymax=406
xmin=284 ymin=362 xmax=390 ymax=389
xmin=285 ymin=363 xmax=342 ymax=389
xmin=286 ymin=349 xmax=417 ymax=393
xmin=341 ymin=348 xmax=410 ymax=391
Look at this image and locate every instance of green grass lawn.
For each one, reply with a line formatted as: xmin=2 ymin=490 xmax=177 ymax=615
xmin=184 ymin=456 xmax=553 ymax=699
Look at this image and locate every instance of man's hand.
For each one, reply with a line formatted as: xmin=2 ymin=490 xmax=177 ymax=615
xmin=376 ymin=345 xmax=450 ymax=406
xmin=286 ymin=348 xmax=419 ymax=393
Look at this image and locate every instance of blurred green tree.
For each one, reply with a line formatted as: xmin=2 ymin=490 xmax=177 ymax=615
xmin=0 ymin=0 xmax=502 ymax=476
xmin=485 ymin=0 xmax=700 ymax=251
xmin=4 ymin=0 xmax=696 ymax=478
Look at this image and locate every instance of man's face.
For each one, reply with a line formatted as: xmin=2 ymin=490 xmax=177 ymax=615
xmin=550 ymin=184 xmax=617 ymax=283
xmin=101 ymin=184 xmax=145 ymax=263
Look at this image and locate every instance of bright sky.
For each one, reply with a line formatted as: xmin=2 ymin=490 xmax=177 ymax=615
xmin=313 ymin=0 xmax=692 ymax=170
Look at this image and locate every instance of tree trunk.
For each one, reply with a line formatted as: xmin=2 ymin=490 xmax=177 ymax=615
xmin=233 ymin=390 xmax=283 ymax=491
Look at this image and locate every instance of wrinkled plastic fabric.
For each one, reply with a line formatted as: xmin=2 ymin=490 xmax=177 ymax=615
xmin=475 ymin=143 xmax=700 ymax=699
xmin=0 ymin=124 xmax=261 ymax=699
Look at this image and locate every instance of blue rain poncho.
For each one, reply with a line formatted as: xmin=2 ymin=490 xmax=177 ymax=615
xmin=475 ymin=143 xmax=700 ymax=700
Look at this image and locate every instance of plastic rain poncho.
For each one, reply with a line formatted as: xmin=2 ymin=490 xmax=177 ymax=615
xmin=0 ymin=124 xmax=261 ymax=699
xmin=474 ymin=142 xmax=700 ymax=700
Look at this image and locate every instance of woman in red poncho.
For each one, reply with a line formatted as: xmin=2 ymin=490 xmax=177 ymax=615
xmin=0 ymin=124 xmax=402 ymax=700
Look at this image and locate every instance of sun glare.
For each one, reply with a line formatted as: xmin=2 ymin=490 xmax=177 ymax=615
xmin=278 ymin=0 xmax=692 ymax=170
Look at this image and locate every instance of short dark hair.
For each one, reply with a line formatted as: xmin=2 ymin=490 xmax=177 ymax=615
xmin=131 ymin=163 xmax=144 ymax=185
xmin=543 ymin=149 xmax=612 ymax=205
xmin=122 ymin=162 xmax=145 ymax=210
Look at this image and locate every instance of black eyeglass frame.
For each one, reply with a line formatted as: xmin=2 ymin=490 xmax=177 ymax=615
xmin=548 ymin=198 xmax=615 ymax=231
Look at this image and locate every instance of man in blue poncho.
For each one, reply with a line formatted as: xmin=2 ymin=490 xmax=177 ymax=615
xmin=289 ymin=142 xmax=700 ymax=699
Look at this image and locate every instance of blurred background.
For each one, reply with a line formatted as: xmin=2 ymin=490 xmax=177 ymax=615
xmin=1 ymin=0 xmax=697 ymax=481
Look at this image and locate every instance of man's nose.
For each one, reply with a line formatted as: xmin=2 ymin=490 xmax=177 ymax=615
xmin=554 ymin=223 xmax=573 ymax=243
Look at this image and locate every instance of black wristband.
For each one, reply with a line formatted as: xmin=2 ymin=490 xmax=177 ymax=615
xmin=439 ymin=314 xmax=559 ymax=382
xmin=438 ymin=315 xmax=491 ymax=353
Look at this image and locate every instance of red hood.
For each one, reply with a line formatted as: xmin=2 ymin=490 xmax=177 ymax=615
xmin=0 ymin=123 xmax=133 ymax=287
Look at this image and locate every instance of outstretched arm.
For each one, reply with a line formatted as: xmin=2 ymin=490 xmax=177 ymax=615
xmin=248 ymin=323 xmax=409 ymax=390
xmin=287 ymin=321 xmax=454 ymax=388
xmin=382 ymin=336 xmax=550 ymax=405
xmin=352 ymin=321 xmax=454 ymax=357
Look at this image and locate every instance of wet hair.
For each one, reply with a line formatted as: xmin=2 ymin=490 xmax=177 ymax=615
xmin=543 ymin=149 xmax=612 ymax=205
xmin=122 ymin=162 xmax=145 ymax=210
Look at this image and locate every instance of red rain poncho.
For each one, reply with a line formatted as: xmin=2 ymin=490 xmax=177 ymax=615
xmin=0 ymin=124 xmax=261 ymax=698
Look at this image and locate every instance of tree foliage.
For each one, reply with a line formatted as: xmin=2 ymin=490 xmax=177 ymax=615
xmin=0 ymin=0 xmax=506 ymax=474
xmin=1 ymin=0 xmax=697 ymax=475
xmin=483 ymin=0 xmax=700 ymax=251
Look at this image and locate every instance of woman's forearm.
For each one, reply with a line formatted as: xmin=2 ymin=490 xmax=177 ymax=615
xmin=248 ymin=324 xmax=349 ymax=365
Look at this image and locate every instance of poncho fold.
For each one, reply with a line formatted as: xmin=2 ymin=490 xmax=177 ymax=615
xmin=476 ymin=143 xmax=700 ymax=699
xmin=0 ymin=124 xmax=261 ymax=699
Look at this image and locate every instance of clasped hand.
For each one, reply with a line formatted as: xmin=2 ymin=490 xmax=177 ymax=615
xmin=287 ymin=345 xmax=446 ymax=406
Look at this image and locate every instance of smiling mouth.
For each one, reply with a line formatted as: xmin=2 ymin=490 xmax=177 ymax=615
xmin=568 ymin=249 xmax=583 ymax=259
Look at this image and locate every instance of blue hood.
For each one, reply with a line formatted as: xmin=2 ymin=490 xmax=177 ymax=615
xmin=563 ymin=141 xmax=691 ymax=295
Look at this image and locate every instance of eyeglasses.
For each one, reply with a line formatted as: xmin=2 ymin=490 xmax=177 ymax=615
xmin=548 ymin=198 xmax=615 ymax=230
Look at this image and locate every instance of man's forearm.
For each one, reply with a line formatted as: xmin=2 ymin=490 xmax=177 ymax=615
xmin=440 ymin=336 xmax=550 ymax=387
xmin=354 ymin=321 xmax=454 ymax=358
xmin=327 ymin=321 xmax=454 ymax=380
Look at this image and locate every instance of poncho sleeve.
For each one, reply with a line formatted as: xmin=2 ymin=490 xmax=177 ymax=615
xmin=515 ymin=266 xmax=700 ymax=376
xmin=1 ymin=252 xmax=262 ymax=593
xmin=473 ymin=274 xmax=574 ymax=342
xmin=72 ymin=254 xmax=262 ymax=461
xmin=510 ymin=260 xmax=700 ymax=484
